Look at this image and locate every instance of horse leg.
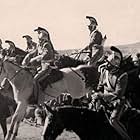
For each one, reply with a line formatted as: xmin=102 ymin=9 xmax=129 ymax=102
xmin=5 ymin=102 xmax=27 ymax=140
xmin=0 ymin=118 xmax=7 ymax=138
xmin=10 ymin=121 xmax=20 ymax=140
xmin=4 ymin=114 xmax=16 ymax=140
xmin=41 ymin=116 xmax=51 ymax=140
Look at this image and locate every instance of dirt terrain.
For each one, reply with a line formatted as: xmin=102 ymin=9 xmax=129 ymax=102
xmin=0 ymin=121 xmax=80 ymax=140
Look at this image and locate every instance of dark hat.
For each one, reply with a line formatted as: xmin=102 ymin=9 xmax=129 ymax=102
xmin=5 ymin=40 xmax=15 ymax=46
xmin=110 ymin=46 xmax=123 ymax=63
xmin=22 ymin=35 xmax=32 ymax=40
xmin=86 ymin=16 xmax=98 ymax=25
xmin=34 ymin=27 xmax=48 ymax=33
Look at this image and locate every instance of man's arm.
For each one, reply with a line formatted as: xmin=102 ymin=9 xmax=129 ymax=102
xmin=30 ymin=55 xmax=43 ymax=63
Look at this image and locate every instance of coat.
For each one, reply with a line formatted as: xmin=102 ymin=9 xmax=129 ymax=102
xmin=98 ymin=68 xmax=128 ymax=102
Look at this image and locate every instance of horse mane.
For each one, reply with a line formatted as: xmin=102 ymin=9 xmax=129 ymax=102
xmin=3 ymin=59 xmax=33 ymax=76
xmin=8 ymin=46 xmax=27 ymax=57
xmin=4 ymin=59 xmax=22 ymax=68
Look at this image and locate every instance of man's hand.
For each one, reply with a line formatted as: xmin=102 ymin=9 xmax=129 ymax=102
xmin=89 ymin=91 xmax=103 ymax=111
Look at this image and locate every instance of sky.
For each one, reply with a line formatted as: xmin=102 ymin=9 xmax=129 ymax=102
xmin=0 ymin=0 xmax=140 ymax=50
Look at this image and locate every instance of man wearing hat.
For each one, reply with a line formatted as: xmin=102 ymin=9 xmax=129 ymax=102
xmin=27 ymin=27 xmax=58 ymax=95
xmin=84 ymin=16 xmax=104 ymax=66
xmin=34 ymin=27 xmax=56 ymax=58
xmin=22 ymin=27 xmax=56 ymax=66
xmin=91 ymin=46 xmax=131 ymax=140
xmin=23 ymin=35 xmax=37 ymax=53
xmin=4 ymin=40 xmax=18 ymax=61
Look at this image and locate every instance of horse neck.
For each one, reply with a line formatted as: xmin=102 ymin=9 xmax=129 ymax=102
xmin=2 ymin=61 xmax=21 ymax=79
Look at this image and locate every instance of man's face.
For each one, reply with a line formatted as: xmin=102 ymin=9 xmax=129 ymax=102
xmin=88 ymin=23 xmax=96 ymax=31
xmin=38 ymin=32 xmax=49 ymax=43
xmin=107 ymin=52 xmax=121 ymax=68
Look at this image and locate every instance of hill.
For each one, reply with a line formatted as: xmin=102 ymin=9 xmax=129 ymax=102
xmin=58 ymin=42 xmax=140 ymax=56
xmin=109 ymin=42 xmax=140 ymax=55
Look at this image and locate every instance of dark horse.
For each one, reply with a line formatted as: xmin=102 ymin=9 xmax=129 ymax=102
xmin=121 ymin=55 xmax=140 ymax=109
xmin=0 ymin=92 xmax=16 ymax=138
xmin=42 ymin=105 xmax=140 ymax=140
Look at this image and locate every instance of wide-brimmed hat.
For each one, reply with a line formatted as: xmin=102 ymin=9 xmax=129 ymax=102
xmin=35 ymin=27 xmax=50 ymax=41
xmin=110 ymin=46 xmax=123 ymax=62
xmin=5 ymin=40 xmax=15 ymax=46
xmin=107 ymin=46 xmax=123 ymax=67
xmin=86 ymin=16 xmax=98 ymax=25
xmin=34 ymin=27 xmax=49 ymax=34
xmin=22 ymin=35 xmax=32 ymax=40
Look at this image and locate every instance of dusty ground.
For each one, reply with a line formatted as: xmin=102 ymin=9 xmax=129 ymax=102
xmin=0 ymin=122 xmax=42 ymax=140
xmin=0 ymin=121 xmax=80 ymax=140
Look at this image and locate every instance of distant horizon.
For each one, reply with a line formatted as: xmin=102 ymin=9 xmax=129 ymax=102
xmin=57 ymin=41 xmax=140 ymax=50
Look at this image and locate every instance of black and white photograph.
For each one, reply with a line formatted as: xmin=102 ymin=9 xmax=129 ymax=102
xmin=0 ymin=0 xmax=140 ymax=140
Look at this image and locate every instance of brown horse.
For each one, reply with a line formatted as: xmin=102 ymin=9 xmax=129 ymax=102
xmin=0 ymin=58 xmax=99 ymax=140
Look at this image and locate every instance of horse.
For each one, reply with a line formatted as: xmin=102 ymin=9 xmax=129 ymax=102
xmin=0 ymin=58 xmax=99 ymax=140
xmin=42 ymin=105 xmax=140 ymax=140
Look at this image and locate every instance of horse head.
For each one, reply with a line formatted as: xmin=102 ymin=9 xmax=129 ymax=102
xmin=54 ymin=55 xmax=85 ymax=69
xmin=121 ymin=55 xmax=134 ymax=71
xmin=42 ymin=106 xmax=125 ymax=140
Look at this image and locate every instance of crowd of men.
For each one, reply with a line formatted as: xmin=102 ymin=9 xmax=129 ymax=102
xmin=0 ymin=16 xmax=140 ymax=140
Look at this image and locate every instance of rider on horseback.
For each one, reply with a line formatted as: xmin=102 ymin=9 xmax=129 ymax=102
xmin=22 ymin=27 xmax=57 ymax=67
xmin=92 ymin=46 xmax=131 ymax=140
xmin=33 ymin=27 xmax=56 ymax=77
xmin=83 ymin=16 xmax=104 ymax=66
xmin=23 ymin=35 xmax=37 ymax=53
xmin=32 ymin=27 xmax=57 ymax=94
